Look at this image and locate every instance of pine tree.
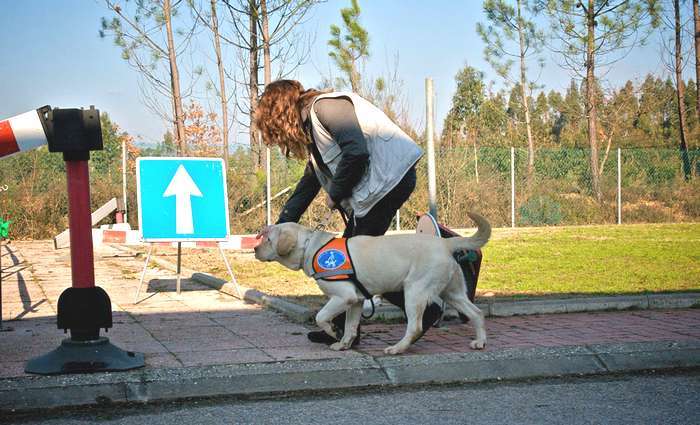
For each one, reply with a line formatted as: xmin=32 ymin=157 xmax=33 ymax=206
xmin=542 ymin=0 xmax=661 ymax=200
xmin=328 ymin=0 xmax=369 ymax=93
xmin=477 ymin=0 xmax=544 ymax=175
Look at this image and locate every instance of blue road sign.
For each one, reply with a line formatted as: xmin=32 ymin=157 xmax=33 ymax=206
xmin=136 ymin=157 xmax=229 ymax=241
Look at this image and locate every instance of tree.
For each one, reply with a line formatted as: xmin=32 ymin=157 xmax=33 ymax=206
xmin=694 ymin=0 xmax=700 ymax=124
xmin=542 ymin=0 xmax=661 ymax=200
xmin=442 ymin=65 xmax=487 ymax=181
xmin=477 ymin=0 xmax=544 ymax=176
xmin=661 ymin=0 xmax=692 ymax=179
xmin=183 ymin=101 xmax=222 ymax=156
xmin=637 ymin=74 xmax=676 ymax=145
xmin=328 ymin=0 xmax=369 ymax=93
xmin=210 ymin=0 xmax=231 ymax=169
xmin=686 ymin=79 xmax=698 ymax=137
xmin=218 ymin=0 xmax=318 ymax=169
xmin=188 ymin=0 xmax=235 ymax=167
xmin=101 ymin=0 xmax=194 ymax=155
xmin=532 ymin=92 xmax=553 ymax=145
xmin=92 ymin=113 xmax=138 ymax=176
xmin=557 ymin=80 xmax=586 ymax=147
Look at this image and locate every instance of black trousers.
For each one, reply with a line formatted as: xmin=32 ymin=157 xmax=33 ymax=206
xmin=334 ymin=167 xmax=441 ymax=329
xmin=342 ymin=167 xmax=417 ymax=238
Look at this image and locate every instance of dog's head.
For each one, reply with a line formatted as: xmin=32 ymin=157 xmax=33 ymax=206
xmin=254 ymin=222 xmax=309 ymax=270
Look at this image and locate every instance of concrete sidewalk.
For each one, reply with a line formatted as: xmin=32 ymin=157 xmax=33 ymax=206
xmin=1 ymin=241 xmax=699 ymax=413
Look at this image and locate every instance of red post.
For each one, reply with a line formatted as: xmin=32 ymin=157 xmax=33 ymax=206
xmin=66 ymin=160 xmax=95 ymax=289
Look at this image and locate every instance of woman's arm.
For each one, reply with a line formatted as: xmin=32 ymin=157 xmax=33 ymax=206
xmin=314 ymin=97 xmax=370 ymax=205
xmin=276 ymin=161 xmax=321 ymax=224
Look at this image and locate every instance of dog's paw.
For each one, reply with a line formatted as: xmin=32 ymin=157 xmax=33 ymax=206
xmin=470 ymin=339 xmax=486 ymax=350
xmin=330 ymin=342 xmax=348 ymax=351
xmin=384 ymin=344 xmax=406 ymax=355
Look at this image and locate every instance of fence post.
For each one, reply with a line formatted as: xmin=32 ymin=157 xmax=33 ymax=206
xmin=121 ymin=139 xmax=128 ymax=223
xmin=265 ymin=143 xmax=271 ymax=226
xmin=617 ymin=147 xmax=622 ymax=225
xmin=425 ymin=78 xmax=438 ymax=219
xmin=511 ymin=147 xmax=515 ymax=228
xmin=395 ymin=210 xmax=400 ymax=231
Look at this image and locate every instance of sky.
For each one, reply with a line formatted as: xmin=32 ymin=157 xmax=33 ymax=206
xmin=0 ymin=0 xmax=680 ymax=147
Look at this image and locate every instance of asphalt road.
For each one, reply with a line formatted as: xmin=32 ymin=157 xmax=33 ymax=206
xmin=4 ymin=371 xmax=699 ymax=425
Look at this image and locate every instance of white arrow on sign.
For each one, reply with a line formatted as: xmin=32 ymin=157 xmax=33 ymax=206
xmin=163 ymin=165 xmax=203 ymax=234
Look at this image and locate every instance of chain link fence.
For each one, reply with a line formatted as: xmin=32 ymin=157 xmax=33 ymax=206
xmin=408 ymin=147 xmax=700 ymax=229
xmin=1 ymin=146 xmax=698 ymax=239
xmin=237 ymin=146 xmax=700 ymax=232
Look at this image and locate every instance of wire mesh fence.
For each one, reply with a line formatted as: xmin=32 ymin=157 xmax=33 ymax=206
xmin=414 ymin=146 xmax=700 ymax=229
xmin=1 ymin=146 xmax=698 ymax=239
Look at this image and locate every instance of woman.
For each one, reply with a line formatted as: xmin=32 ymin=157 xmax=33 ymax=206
xmin=255 ymin=79 xmax=442 ymax=345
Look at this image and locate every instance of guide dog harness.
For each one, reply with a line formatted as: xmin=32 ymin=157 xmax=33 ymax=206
xmin=311 ymin=237 xmax=375 ymax=317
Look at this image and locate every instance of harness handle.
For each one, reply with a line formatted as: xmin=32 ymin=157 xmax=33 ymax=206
xmin=314 ymin=209 xmax=336 ymax=231
xmin=361 ymin=297 xmax=375 ymax=319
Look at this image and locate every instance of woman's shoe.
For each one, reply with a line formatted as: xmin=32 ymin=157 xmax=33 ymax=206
xmin=307 ymin=318 xmax=361 ymax=347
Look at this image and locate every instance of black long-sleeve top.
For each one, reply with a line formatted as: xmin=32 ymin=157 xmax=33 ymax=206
xmin=277 ymin=96 xmax=369 ymax=223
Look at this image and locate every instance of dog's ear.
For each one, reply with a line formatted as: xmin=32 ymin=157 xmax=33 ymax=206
xmin=276 ymin=226 xmax=297 ymax=257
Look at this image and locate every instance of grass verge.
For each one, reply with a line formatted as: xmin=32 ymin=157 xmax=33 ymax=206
xmin=171 ymin=222 xmax=700 ymax=310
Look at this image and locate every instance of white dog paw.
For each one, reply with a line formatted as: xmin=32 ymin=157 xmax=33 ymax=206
xmin=384 ymin=344 xmax=405 ymax=355
xmin=330 ymin=342 xmax=348 ymax=351
xmin=470 ymin=339 xmax=486 ymax=350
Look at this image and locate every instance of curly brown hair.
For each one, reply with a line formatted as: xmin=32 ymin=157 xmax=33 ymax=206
xmin=254 ymin=80 xmax=324 ymax=160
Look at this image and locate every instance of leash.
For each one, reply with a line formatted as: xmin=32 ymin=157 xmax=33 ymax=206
xmin=314 ymin=209 xmax=335 ymax=231
xmin=314 ymin=206 xmax=350 ymax=231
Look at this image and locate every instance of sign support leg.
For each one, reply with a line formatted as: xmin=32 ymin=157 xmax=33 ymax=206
xmin=176 ymin=242 xmax=182 ymax=296
xmin=0 ymin=241 xmax=3 ymax=331
xmin=0 ymin=241 xmax=8 ymax=332
xmin=134 ymin=243 xmax=155 ymax=303
xmin=218 ymin=244 xmax=242 ymax=299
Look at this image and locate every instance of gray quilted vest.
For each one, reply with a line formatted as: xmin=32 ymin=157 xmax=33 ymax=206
xmin=308 ymin=92 xmax=423 ymax=218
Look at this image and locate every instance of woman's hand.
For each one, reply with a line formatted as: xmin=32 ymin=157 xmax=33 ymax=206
xmin=325 ymin=193 xmax=336 ymax=210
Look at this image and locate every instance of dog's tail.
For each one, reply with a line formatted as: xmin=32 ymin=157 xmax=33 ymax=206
xmin=443 ymin=212 xmax=491 ymax=253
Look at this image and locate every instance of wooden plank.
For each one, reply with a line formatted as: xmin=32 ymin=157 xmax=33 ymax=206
xmin=53 ymin=198 xmax=118 ymax=249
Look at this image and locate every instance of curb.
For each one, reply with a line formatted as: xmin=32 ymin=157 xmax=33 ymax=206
xmin=190 ymin=270 xmax=700 ymax=322
xmin=191 ymin=272 xmax=314 ymax=323
xmin=2 ymin=340 xmax=698 ymax=413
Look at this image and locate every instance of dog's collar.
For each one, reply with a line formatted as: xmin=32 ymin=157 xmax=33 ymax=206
xmin=302 ymin=231 xmax=335 ymax=277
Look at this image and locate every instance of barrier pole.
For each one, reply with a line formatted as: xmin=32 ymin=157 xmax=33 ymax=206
xmin=617 ymin=147 xmax=622 ymax=225
xmin=66 ymin=160 xmax=95 ymax=289
xmin=425 ymin=78 xmax=438 ymax=219
xmin=511 ymin=147 xmax=515 ymax=228
xmin=122 ymin=139 xmax=128 ymax=223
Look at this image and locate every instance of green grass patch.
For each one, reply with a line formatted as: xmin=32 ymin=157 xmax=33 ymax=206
xmin=481 ymin=223 xmax=700 ymax=297
xmin=181 ymin=222 xmax=700 ymax=309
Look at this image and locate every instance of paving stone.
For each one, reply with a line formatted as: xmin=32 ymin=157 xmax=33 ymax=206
xmin=3 ymin=240 xmax=700 ymax=381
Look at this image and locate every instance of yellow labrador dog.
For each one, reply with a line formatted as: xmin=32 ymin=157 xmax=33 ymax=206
xmin=254 ymin=212 xmax=491 ymax=355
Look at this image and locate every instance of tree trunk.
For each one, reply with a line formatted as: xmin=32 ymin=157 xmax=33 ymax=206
xmin=164 ymin=0 xmax=186 ymax=155
xmin=349 ymin=58 xmax=360 ymax=93
xmin=210 ymin=0 xmax=229 ymax=170
xmin=675 ymin=0 xmax=692 ymax=179
xmin=694 ymin=0 xmax=700 ymax=125
xmin=261 ymin=0 xmax=271 ymax=86
xmin=260 ymin=0 xmax=272 ymax=224
xmin=585 ymin=0 xmax=602 ymax=201
xmin=517 ymin=0 xmax=535 ymax=178
xmin=249 ymin=0 xmax=261 ymax=169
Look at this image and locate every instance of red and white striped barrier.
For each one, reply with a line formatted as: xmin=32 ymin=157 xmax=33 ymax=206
xmin=90 ymin=226 xmax=261 ymax=251
xmin=0 ymin=109 xmax=49 ymax=158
